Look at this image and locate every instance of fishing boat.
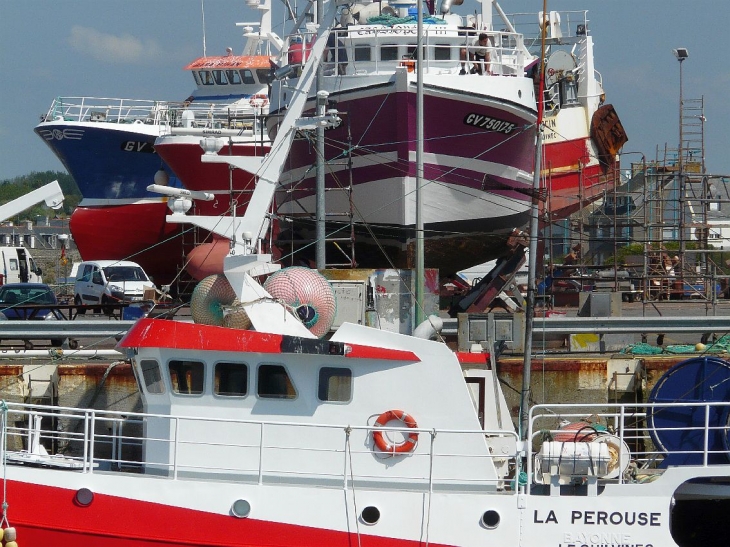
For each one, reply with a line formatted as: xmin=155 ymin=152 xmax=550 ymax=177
xmin=262 ymin=3 xmax=624 ymax=274
xmin=33 ymin=0 xmax=279 ymax=288
xmin=3 ymin=14 xmax=729 ymax=545
xmin=5 ymin=270 xmax=730 ymax=547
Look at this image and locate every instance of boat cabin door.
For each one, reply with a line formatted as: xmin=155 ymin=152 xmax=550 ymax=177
xmin=465 ymin=377 xmax=486 ymax=429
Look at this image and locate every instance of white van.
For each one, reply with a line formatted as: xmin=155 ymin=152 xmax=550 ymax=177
xmin=74 ymin=260 xmax=155 ymax=309
xmin=0 ymin=247 xmax=43 ymax=284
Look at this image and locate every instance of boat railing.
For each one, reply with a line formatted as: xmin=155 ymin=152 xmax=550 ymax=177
xmin=0 ymin=402 xmax=519 ymax=492
xmin=526 ymin=400 xmax=730 ymax=494
xmin=282 ymin=26 xmax=528 ymax=77
xmin=40 ymin=96 xmax=268 ymax=134
xmin=9 ymin=399 xmax=727 ymax=490
xmin=504 ymin=10 xmax=590 ymax=49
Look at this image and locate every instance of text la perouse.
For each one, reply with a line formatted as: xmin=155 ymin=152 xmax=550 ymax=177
xmin=534 ymin=510 xmax=661 ymax=526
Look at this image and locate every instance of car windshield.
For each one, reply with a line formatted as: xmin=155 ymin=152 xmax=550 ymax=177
xmin=103 ymin=266 xmax=148 ymax=282
xmin=0 ymin=287 xmax=56 ymax=305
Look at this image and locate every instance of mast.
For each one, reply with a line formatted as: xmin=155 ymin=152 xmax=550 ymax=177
xmin=520 ymin=0 xmax=548 ymax=440
xmin=415 ymin=0 xmax=425 ymax=324
xmin=315 ymin=0 xmax=326 ymax=269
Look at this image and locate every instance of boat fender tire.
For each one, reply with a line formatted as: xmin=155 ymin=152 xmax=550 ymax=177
xmin=373 ymin=409 xmax=418 ymax=454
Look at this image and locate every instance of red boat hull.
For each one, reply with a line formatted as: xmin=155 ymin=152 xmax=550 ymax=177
xmin=154 ymin=138 xmax=269 ymax=217
xmin=6 ymin=480 xmax=440 ymax=547
xmin=69 ymin=203 xmax=193 ymax=288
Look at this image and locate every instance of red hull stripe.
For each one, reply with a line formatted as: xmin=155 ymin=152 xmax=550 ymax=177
xmin=456 ymin=352 xmax=489 ymax=365
xmin=118 ymin=319 xmax=419 ymax=362
xmin=7 ymin=481 xmax=450 ymax=547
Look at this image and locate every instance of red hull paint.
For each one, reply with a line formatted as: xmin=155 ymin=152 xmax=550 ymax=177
xmin=155 ymin=141 xmax=269 ymax=216
xmin=70 ymin=204 xmax=192 ymax=287
xmin=7 ymin=480 xmax=446 ymax=547
xmin=542 ymin=137 xmax=617 ymax=220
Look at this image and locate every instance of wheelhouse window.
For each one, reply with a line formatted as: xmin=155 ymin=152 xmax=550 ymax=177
xmin=318 ymin=367 xmax=352 ymax=402
xmin=226 ymin=69 xmax=242 ymax=84
xmin=257 ymin=364 xmax=296 ymax=399
xmin=240 ymin=69 xmax=256 ymax=85
xmin=215 ymin=362 xmax=248 ymax=397
xmin=257 ymin=68 xmax=274 ymax=85
xmin=405 ymin=45 xmax=427 ymax=60
xmin=434 ymin=44 xmax=451 ymax=61
xmin=354 ymin=45 xmax=371 ymax=62
xmin=212 ymin=70 xmax=228 ymax=85
xmin=169 ymin=360 xmax=205 ymax=395
xmin=198 ymin=70 xmax=214 ymax=85
xmin=381 ymin=44 xmax=398 ymax=61
xmin=140 ymin=359 xmax=164 ymax=394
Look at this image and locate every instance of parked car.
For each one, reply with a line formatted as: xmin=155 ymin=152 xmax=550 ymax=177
xmin=0 ymin=283 xmax=65 ymax=347
xmin=74 ymin=260 xmax=155 ymax=313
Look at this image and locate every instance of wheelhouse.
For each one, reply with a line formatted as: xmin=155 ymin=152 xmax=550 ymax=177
xmin=185 ymin=55 xmax=274 ymax=101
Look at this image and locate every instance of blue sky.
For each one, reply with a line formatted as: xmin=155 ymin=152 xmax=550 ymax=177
xmin=1 ymin=0 xmax=728 ymax=181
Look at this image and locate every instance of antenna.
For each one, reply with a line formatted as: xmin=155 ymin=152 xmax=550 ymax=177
xmin=201 ymin=0 xmax=207 ymax=57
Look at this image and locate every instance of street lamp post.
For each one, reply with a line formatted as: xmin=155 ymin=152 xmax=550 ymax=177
xmin=673 ymin=48 xmax=688 ymax=171
xmin=673 ymin=47 xmax=688 ymax=286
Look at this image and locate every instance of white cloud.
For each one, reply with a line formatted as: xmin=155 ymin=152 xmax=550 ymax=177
xmin=68 ymin=26 xmax=164 ymax=64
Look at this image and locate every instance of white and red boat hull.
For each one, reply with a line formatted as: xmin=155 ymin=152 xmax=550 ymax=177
xmin=270 ymin=68 xmax=537 ymax=273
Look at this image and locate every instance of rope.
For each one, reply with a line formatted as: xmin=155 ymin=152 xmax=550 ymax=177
xmin=345 ymin=427 xmax=362 ymax=547
xmin=0 ymin=400 xmax=9 ymax=528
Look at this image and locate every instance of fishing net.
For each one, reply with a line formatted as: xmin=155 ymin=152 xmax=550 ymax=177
xmin=264 ymin=267 xmax=337 ymax=338
xmin=366 ymin=15 xmax=446 ymax=26
xmin=191 ymin=274 xmax=250 ymax=329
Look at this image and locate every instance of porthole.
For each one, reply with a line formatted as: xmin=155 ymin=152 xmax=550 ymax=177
xmin=481 ymin=509 xmax=500 ymax=529
xmin=361 ymin=505 xmax=380 ymax=525
xmin=75 ymin=488 xmax=94 ymax=507
xmin=231 ymin=499 xmax=251 ymax=518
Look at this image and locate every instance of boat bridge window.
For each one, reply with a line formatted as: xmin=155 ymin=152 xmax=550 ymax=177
xmin=212 ymin=70 xmax=228 ymax=85
xmin=405 ymin=45 xmax=425 ymax=60
xmin=240 ymin=69 xmax=256 ymax=85
xmin=354 ymin=46 xmax=371 ymax=62
xmin=318 ymin=367 xmax=352 ymax=402
xmin=257 ymin=364 xmax=296 ymax=399
xmin=226 ymin=70 xmax=242 ymax=84
xmin=198 ymin=71 xmax=215 ymax=85
xmin=381 ymin=44 xmax=399 ymax=61
xmin=140 ymin=359 xmax=165 ymax=394
xmin=257 ymin=68 xmax=274 ymax=85
xmin=169 ymin=359 xmax=205 ymax=395
xmin=434 ymin=44 xmax=451 ymax=61
xmin=215 ymin=362 xmax=248 ymax=397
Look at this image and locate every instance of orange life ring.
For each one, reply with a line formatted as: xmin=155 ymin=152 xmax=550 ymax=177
xmin=372 ymin=409 xmax=418 ymax=453
xmin=249 ymin=94 xmax=269 ymax=108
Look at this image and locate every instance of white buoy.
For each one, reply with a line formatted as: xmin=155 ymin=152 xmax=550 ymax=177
xmin=4 ymin=526 xmax=17 ymax=541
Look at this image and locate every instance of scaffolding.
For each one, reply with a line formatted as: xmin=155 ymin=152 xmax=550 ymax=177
xmin=581 ymin=96 xmax=730 ymax=311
